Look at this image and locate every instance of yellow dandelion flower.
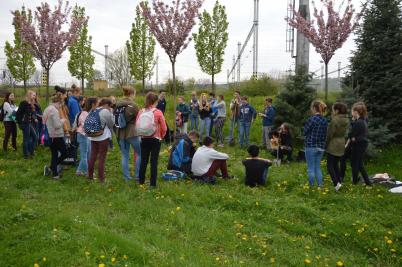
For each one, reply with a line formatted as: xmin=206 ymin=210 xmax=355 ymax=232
xmin=336 ymin=261 xmax=344 ymax=266
xmin=391 ymin=248 xmax=397 ymax=253
xmin=99 ymin=264 xmax=105 ymax=267
xmin=34 ymin=264 xmax=39 ymax=267
xmin=176 ymin=206 xmax=181 ymax=211
xmin=304 ymin=258 xmax=312 ymax=264
xmin=270 ymin=257 xmax=275 ymax=263
xmin=373 ymin=248 xmax=379 ymax=252
xmin=387 ymin=239 xmax=393 ymax=245
xmin=111 ymin=257 xmax=116 ymax=263
xmin=239 ymin=260 xmax=245 ymax=264
xmin=85 ymin=251 xmax=90 ymax=256
xmin=123 ymin=255 xmax=128 ymax=260
xmin=215 ymin=257 xmax=220 ymax=261
xmin=42 ymin=257 xmax=46 ymax=262
xmin=100 ymin=255 xmax=106 ymax=259
xmin=320 ymin=233 xmax=327 ymax=238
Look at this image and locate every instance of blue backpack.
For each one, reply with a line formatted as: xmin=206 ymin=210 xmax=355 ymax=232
xmin=84 ymin=108 xmax=104 ymax=137
xmin=40 ymin=124 xmax=52 ymax=147
xmin=171 ymin=139 xmax=191 ymax=169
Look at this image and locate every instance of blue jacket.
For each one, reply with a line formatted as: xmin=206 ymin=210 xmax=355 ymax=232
xmin=67 ymin=96 xmax=81 ymax=125
xmin=239 ymin=103 xmax=256 ymax=123
xmin=263 ymin=106 xmax=275 ymax=126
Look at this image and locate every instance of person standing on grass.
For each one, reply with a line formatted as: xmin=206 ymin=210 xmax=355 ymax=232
xmin=189 ymin=92 xmax=200 ymax=131
xmin=209 ymin=92 xmax=218 ymax=137
xmin=2 ymin=93 xmax=18 ymax=152
xmin=198 ymin=93 xmax=212 ymax=142
xmin=238 ymin=96 xmax=257 ymax=148
xmin=326 ymin=102 xmax=350 ymax=191
xmin=137 ymin=92 xmax=167 ymax=187
xmin=176 ymin=96 xmax=190 ymax=134
xmin=33 ymin=94 xmax=43 ymax=146
xmin=16 ymin=90 xmax=38 ymax=159
xmin=259 ymin=97 xmax=275 ymax=150
xmin=74 ymin=97 xmax=97 ymax=177
xmin=43 ymin=93 xmax=68 ymax=180
xmin=116 ymin=86 xmax=141 ymax=181
xmin=243 ymin=145 xmax=272 ymax=187
xmin=156 ymin=91 xmax=167 ymax=114
xmin=227 ymin=90 xmax=241 ymax=144
xmin=348 ymin=102 xmax=372 ymax=186
xmin=304 ymin=100 xmax=328 ymax=187
xmin=67 ymin=84 xmax=82 ymax=126
xmin=191 ymin=136 xmax=231 ymax=181
xmin=87 ymin=98 xmax=114 ymax=183
xmin=213 ymin=94 xmax=226 ymax=147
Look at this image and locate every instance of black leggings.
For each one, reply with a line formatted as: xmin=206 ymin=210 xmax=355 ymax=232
xmin=327 ymin=153 xmax=342 ymax=186
xmin=50 ymin=137 xmax=68 ymax=176
xmin=351 ymin=143 xmax=372 ymax=185
xmin=3 ymin=121 xmax=17 ymax=151
xmin=139 ymin=138 xmax=161 ymax=187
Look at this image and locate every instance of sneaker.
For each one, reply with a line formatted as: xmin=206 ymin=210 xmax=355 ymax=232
xmin=335 ymin=183 xmax=342 ymax=191
xmin=52 ymin=176 xmax=60 ymax=180
xmin=218 ymin=144 xmax=224 ymax=148
xmin=43 ymin=166 xmax=51 ymax=176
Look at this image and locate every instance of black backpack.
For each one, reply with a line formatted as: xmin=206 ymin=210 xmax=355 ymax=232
xmin=114 ymin=106 xmax=128 ymax=129
xmin=0 ymin=103 xmax=4 ymax=122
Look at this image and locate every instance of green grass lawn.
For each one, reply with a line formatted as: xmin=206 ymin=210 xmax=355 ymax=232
xmin=0 ymin=93 xmax=401 ymax=266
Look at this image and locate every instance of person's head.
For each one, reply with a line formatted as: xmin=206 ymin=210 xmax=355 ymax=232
xmin=159 ymin=91 xmax=166 ymax=99
xmin=25 ymin=90 xmax=37 ymax=103
xmin=99 ymin=98 xmax=113 ymax=110
xmin=191 ymin=91 xmax=197 ymax=99
xmin=280 ymin=123 xmax=290 ymax=133
xmin=201 ymin=93 xmax=208 ymax=102
xmin=234 ymin=90 xmax=240 ymax=98
xmin=247 ymin=144 xmax=260 ymax=158
xmin=51 ymin=92 xmax=64 ymax=106
xmin=188 ymin=131 xmax=200 ymax=144
xmin=241 ymin=96 xmax=248 ymax=104
xmin=272 ymin=131 xmax=279 ymax=138
xmin=178 ymin=96 xmax=184 ymax=104
xmin=218 ymin=94 xmax=224 ymax=101
xmin=71 ymin=84 xmax=81 ymax=97
xmin=122 ymin=85 xmax=136 ymax=98
xmin=79 ymin=96 xmax=85 ymax=107
xmin=145 ymin=92 xmax=159 ymax=108
xmin=4 ymin=92 xmax=14 ymax=104
xmin=84 ymin=97 xmax=98 ymax=111
xmin=332 ymin=102 xmax=348 ymax=116
xmin=203 ymin=136 xmax=214 ymax=148
xmin=352 ymin=102 xmax=367 ymax=119
xmin=265 ymin=97 xmax=273 ymax=107
xmin=310 ymin=100 xmax=327 ymax=115
xmin=209 ymin=92 xmax=216 ymax=99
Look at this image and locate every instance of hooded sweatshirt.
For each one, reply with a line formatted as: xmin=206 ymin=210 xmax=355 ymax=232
xmin=326 ymin=114 xmax=350 ymax=156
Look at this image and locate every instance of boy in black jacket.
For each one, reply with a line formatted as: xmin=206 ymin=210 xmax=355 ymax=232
xmin=243 ymin=145 xmax=272 ymax=187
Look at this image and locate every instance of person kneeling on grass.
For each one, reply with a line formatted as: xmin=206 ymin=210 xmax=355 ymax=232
xmin=191 ymin=136 xmax=231 ymax=182
xmin=243 ymin=145 xmax=272 ymax=187
xmin=167 ymin=131 xmax=199 ymax=175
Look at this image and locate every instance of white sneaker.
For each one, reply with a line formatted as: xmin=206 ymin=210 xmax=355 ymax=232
xmin=335 ymin=183 xmax=342 ymax=191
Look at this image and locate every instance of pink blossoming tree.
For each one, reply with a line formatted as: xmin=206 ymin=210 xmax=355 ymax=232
xmin=15 ymin=0 xmax=85 ymax=102
xmin=286 ymin=0 xmax=363 ymax=100
xmin=141 ymin=0 xmax=204 ymax=134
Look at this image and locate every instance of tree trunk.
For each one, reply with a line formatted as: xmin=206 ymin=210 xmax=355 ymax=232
xmin=142 ymin=75 xmax=145 ymax=94
xmin=46 ymin=68 xmax=50 ymax=104
xmin=23 ymin=79 xmax=27 ymax=93
xmin=171 ymin=60 xmax=177 ymax=137
xmin=212 ymin=73 xmax=215 ymax=94
xmin=325 ymin=62 xmax=329 ymax=101
xmin=81 ymin=77 xmax=85 ymax=95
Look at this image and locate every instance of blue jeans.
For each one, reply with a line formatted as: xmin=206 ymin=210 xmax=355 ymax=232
xmin=21 ymin=123 xmax=36 ymax=157
xmin=199 ymin=118 xmax=211 ymax=142
xmin=305 ymin=147 xmax=325 ymax=186
xmin=118 ymin=137 xmax=141 ymax=180
xmin=238 ymin=121 xmax=251 ymax=147
xmin=189 ymin=114 xmax=199 ymax=131
xmin=76 ymin=133 xmax=91 ymax=175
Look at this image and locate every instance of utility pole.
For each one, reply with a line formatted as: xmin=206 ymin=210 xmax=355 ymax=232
xmin=227 ymin=69 xmax=229 ymax=88
xmin=237 ymin=42 xmax=241 ymax=84
xmin=232 ymin=55 xmax=235 ymax=84
xmin=338 ymin=61 xmax=341 ymax=90
xmin=252 ymin=0 xmax=259 ymax=79
xmin=295 ymin=0 xmax=310 ymax=73
xmin=156 ymin=54 xmax=159 ymax=91
xmin=104 ymin=45 xmax=109 ymax=86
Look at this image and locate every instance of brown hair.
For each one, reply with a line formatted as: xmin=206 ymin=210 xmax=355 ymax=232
xmin=84 ymin=97 xmax=98 ymax=112
xmin=122 ymin=85 xmax=135 ymax=97
xmin=144 ymin=92 xmax=159 ymax=108
xmin=51 ymin=92 xmax=64 ymax=103
xmin=4 ymin=92 xmax=14 ymax=104
xmin=266 ymin=97 xmax=273 ymax=103
xmin=281 ymin=123 xmax=290 ymax=133
xmin=218 ymin=94 xmax=224 ymax=100
xmin=71 ymin=84 xmax=81 ymax=94
xmin=332 ymin=102 xmax=348 ymax=115
xmin=311 ymin=100 xmax=327 ymax=115
xmin=241 ymin=96 xmax=248 ymax=101
xmin=352 ymin=102 xmax=368 ymax=118
xmin=99 ymin=98 xmax=112 ymax=107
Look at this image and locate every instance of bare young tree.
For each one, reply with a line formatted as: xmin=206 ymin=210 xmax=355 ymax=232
xmin=106 ymin=47 xmax=133 ymax=88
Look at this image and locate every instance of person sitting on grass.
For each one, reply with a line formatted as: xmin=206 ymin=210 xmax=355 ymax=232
xmin=243 ymin=145 xmax=272 ymax=187
xmin=271 ymin=123 xmax=293 ymax=163
xmin=191 ymin=136 xmax=231 ymax=181
xmin=167 ymin=131 xmax=199 ymax=174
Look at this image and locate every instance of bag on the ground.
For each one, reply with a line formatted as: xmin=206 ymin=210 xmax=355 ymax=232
xmin=136 ymin=108 xmax=156 ymax=136
xmin=162 ymin=170 xmax=186 ymax=181
xmin=114 ymin=106 xmax=128 ymax=129
xmin=84 ymin=109 xmax=104 ymax=137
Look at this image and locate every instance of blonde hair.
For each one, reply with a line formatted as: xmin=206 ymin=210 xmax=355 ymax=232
xmin=25 ymin=90 xmax=36 ymax=104
xmin=311 ymin=100 xmax=327 ymax=115
xmin=51 ymin=92 xmax=64 ymax=103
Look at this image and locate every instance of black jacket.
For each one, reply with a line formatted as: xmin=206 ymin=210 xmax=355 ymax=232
xmin=348 ymin=118 xmax=368 ymax=145
xmin=16 ymin=101 xmax=37 ymax=124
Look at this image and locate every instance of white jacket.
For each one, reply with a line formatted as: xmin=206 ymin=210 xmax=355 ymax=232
xmin=191 ymin=146 xmax=229 ymax=176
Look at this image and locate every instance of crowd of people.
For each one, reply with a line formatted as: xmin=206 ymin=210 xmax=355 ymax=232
xmin=0 ymin=86 xmax=372 ymax=190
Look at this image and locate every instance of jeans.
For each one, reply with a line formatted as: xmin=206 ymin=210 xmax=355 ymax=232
xmin=227 ymin=118 xmax=238 ymax=143
xmin=327 ymin=153 xmax=342 ymax=186
xmin=262 ymin=126 xmax=273 ymax=149
xmin=3 ymin=121 xmax=17 ymax=151
xmin=214 ymin=117 xmax=225 ymax=145
xmin=199 ymin=118 xmax=211 ymax=142
xmin=189 ymin=114 xmax=199 ymax=131
xmin=20 ymin=123 xmax=36 ymax=157
xmin=88 ymin=139 xmax=109 ymax=182
xmin=351 ymin=143 xmax=372 ymax=185
xmin=139 ymin=138 xmax=161 ymax=187
xmin=118 ymin=136 xmax=141 ymax=180
xmin=50 ymin=137 xmax=68 ymax=176
xmin=238 ymin=121 xmax=251 ymax=147
xmin=305 ymin=147 xmax=325 ymax=186
xmin=76 ymin=133 xmax=91 ymax=175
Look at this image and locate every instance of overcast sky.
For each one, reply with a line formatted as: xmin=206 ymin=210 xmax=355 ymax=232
xmin=0 ymin=0 xmax=365 ymax=86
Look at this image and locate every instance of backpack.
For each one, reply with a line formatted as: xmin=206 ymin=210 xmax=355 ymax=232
xmin=114 ymin=106 xmax=128 ymax=129
xmin=41 ymin=114 xmax=52 ymax=147
xmin=162 ymin=170 xmax=186 ymax=181
xmin=84 ymin=108 xmax=105 ymax=137
xmin=136 ymin=108 xmax=156 ymax=137
xmin=171 ymin=139 xmax=191 ymax=169
xmin=0 ymin=103 xmax=4 ymax=122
